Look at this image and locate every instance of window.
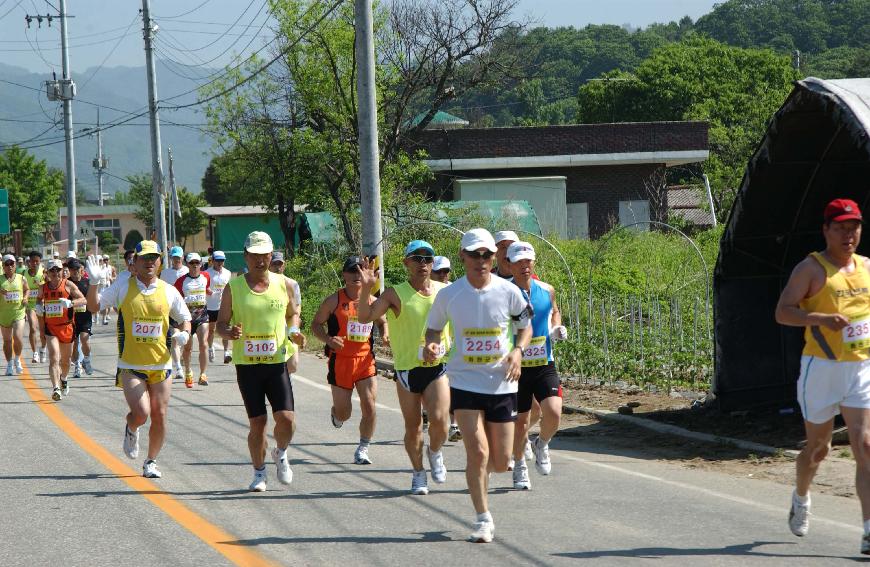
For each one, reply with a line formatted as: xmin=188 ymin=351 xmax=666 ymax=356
xmin=567 ymin=203 xmax=589 ymax=240
xmin=84 ymin=219 xmax=122 ymax=241
xmin=618 ymin=200 xmax=650 ymax=231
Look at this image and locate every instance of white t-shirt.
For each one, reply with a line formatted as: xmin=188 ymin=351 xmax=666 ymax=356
xmin=205 ymin=267 xmax=232 ymax=311
xmin=160 ymin=265 xmax=188 ymax=285
xmin=98 ymin=276 xmax=192 ymax=370
xmin=426 ymin=275 xmax=531 ymax=395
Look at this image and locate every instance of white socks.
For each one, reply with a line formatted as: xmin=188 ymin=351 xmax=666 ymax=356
xmin=793 ymin=490 xmax=810 ymax=507
xmin=476 ymin=511 xmax=493 ymax=523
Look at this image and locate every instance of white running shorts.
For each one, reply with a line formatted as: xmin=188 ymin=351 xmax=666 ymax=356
xmin=798 ymin=355 xmax=870 ymax=424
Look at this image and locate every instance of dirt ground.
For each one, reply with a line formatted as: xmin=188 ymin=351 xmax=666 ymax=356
xmin=555 ymin=382 xmax=858 ymax=500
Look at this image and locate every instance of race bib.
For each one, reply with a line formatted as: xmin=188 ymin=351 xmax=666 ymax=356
xmin=522 ymin=336 xmax=548 ymax=367
xmin=461 ymin=327 xmax=507 ymax=364
xmin=418 ymin=338 xmax=447 ymax=367
xmin=132 ymin=318 xmax=163 ymax=343
xmin=44 ymin=301 xmax=65 ymax=318
xmin=213 ymin=283 xmax=225 ymax=292
xmin=244 ymin=334 xmax=280 ymax=363
xmin=4 ymin=291 xmax=21 ymax=303
xmin=347 ymin=317 xmax=373 ymax=342
xmin=843 ymin=315 xmax=870 ymax=351
xmin=27 ymin=289 xmax=38 ymax=301
xmin=185 ymin=287 xmax=206 ymax=307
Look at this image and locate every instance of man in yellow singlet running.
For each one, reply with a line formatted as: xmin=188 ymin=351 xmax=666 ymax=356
xmin=776 ymin=198 xmax=870 ymax=554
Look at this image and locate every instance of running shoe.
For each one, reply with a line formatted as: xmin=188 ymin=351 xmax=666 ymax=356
xmin=862 ymin=533 xmax=870 ymax=555
xmin=448 ymin=424 xmax=462 ymax=442
xmin=31 ymin=352 xmax=39 ymax=364
xmin=249 ymin=468 xmax=267 ymax=492
xmin=61 ymin=379 xmax=69 ymax=396
xmin=198 ymin=373 xmax=209 ymax=386
xmin=142 ymin=460 xmax=162 ymax=478
xmin=51 ymin=387 xmax=61 ymax=401
xmin=184 ymin=370 xmax=194 ymax=389
xmin=469 ymin=520 xmax=494 ymax=543
xmin=82 ymin=358 xmax=93 ymax=375
xmin=103 ymin=316 xmax=109 ymax=325
xmin=73 ymin=363 xmax=81 ymax=378
xmin=13 ymin=358 xmax=22 ymax=375
xmin=39 ymin=349 xmax=46 ymax=363
xmin=524 ymin=437 xmax=534 ymax=462
xmin=224 ymin=353 xmax=232 ymax=364
xmin=354 ymin=445 xmax=372 ymax=465
xmin=513 ymin=459 xmax=531 ymax=490
xmin=208 ymin=347 xmax=215 ymax=363
xmin=5 ymin=360 xmax=13 ymax=376
xmin=427 ymin=447 xmax=447 ymax=484
xmin=532 ymin=436 xmax=552 ymax=475
xmin=271 ymin=447 xmax=293 ymax=485
xmin=788 ymin=495 xmax=810 ymax=536
xmin=411 ymin=470 xmax=429 ymax=495
xmin=330 ymin=410 xmax=344 ymax=429
xmin=123 ymin=424 xmax=139 ymax=459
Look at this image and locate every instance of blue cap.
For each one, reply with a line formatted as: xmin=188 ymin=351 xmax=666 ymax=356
xmin=169 ymin=246 xmax=183 ymax=258
xmin=404 ymin=240 xmax=434 ymax=257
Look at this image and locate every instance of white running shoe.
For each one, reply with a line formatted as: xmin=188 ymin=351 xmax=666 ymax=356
xmin=5 ymin=361 xmax=13 ymax=376
xmin=73 ymin=363 xmax=81 ymax=378
xmin=524 ymin=438 xmax=533 ymax=462
xmin=354 ymin=445 xmax=372 ymax=465
xmin=513 ymin=459 xmax=531 ymax=490
xmin=249 ymin=468 xmax=267 ymax=492
xmin=533 ymin=436 xmax=551 ymax=475
xmin=142 ymin=460 xmax=162 ymax=478
xmin=31 ymin=352 xmax=39 ymax=364
xmin=470 ymin=520 xmax=494 ymax=543
xmin=271 ymin=447 xmax=293 ymax=485
xmin=427 ymin=447 xmax=447 ymax=484
xmin=103 ymin=316 xmax=109 ymax=325
xmin=862 ymin=533 xmax=870 ymax=555
xmin=330 ymin=410 xmax=344 ymax=429
xmin=123 ymin=424 xmax=139 ymax=459
xmin=82 ymin=358 xmax=93 ymax=375
xmin=51 ymin=388 xmax=61 ymax=401
xmin=448 ymin=424 xmax=462 ymax=442
xmin=39 ymin=349 xmax=46 ymax=364
xmin=411 ymin=470 xmax=429 ymax=495
xmin=208 ymin=347 xmax=215 ymax=363
xmin=61 ymin=379 xmax=69 ymax=396
xmin=13 ymin=358 xmax=22 ymax=374
xmin=788 ymin=495 xmax=810 ymax=536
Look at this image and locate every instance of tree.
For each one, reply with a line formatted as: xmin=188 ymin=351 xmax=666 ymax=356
xmin=577 ymin=37 xmax=800 ymax=218
xmin=124 ymin=173 xmax=206 ymax=247
xmin=123 ymin=229 xmax=144 ymax=251
xmin=201 ymin=156 xmax=250 ymax=206
xmin=98 ymin=231 xmax=120 ymax=253
xmin=174 ymin=187 xmax=208 ymax=249
xmin=124 ymin=173 xmax=155 ymax=232
xmin=0 ymin=146 xmax=64 ymax=247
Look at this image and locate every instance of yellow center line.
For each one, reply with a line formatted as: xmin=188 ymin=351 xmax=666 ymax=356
xmin=18 ymin=364 xmax=279 ymax=567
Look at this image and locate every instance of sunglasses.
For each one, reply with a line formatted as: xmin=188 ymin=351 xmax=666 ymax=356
xmin=465 ymin=250 xmax=495 ymax=260
xmin=3 ymin=262 xmax=15 ymax=266
xmin=407 ymin=255 xmax=434 ymax=264
xmin=48 ymin=267 xmax=62 ymax=272
xmin=433 ymin=268 xmax=451 ymax=274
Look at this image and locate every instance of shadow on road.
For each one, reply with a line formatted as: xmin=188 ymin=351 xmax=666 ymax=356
xmin=221 ymin=531 xmax=453 ymax=546
xmin=552 ymin=540 xmax=861 ymax=561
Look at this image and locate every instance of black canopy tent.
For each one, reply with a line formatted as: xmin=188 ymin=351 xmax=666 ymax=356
xmin=714 ymin=78 xmax=870 ymax=411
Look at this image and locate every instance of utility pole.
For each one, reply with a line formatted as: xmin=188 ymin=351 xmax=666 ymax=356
xmin=167 ymin=147 xmax=176 ymax=246
xmin=141 ymin=0 xmax=167 ymax=256
xmin=354 ymin=0 xmax=384 ymax=292
xmin=29 ymin=3 xmax=78 ymax=253
xmin=93 ymin=109 xmax=109 ymax=207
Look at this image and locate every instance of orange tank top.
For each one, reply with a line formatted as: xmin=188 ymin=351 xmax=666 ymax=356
xmin=326 ymin=288 xmax=373 ymax=358
xmin=42 ymin=279 xmax=73 ymax=328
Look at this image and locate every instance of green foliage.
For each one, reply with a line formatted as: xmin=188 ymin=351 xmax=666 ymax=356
xmin=201 ymin=158 xmax=246 ymax=207
xmin=175 ymin=188 xmax=208 ymax=248
xmin=124 ymin=173 xmax=206 ymax=245
xmin=0 ymin=146 xmax=64 ymax=244
xmin=98 ymin=231 xmax=120 ymax=252
xmin=123 ymin=229 xmax=144 ymax=251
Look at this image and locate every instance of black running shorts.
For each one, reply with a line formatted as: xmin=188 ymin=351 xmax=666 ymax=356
xmin=235 ymin=362 xmax=295 ymax=418
xmin=517 ymin=362 xmax=561 ymax=413
xmin=395 ymin=364 xmax=446 ymax=394
xmin=450 ymin=387 xmax=517 ymax=423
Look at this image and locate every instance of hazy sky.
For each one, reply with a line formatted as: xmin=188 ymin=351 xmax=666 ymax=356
xmin=0 ymin=0 xmax=722 ymax=73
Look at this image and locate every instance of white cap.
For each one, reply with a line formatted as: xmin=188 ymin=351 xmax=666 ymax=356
xmin=102 ymin=255 xmax=110 ymax=260
xmin=494 ymin=230 xmax=519 ymax=244
xmin=16 ymin=257 xmax=23 ymax=262
xmin=432 ymin=256 xmax=451 ymax=271
xmin=47 ymin=259 xmax=63 ymax=270
xmin=461 ymin=228 xmax=497 ymax=252
xmin=52 ymin=251 xmax=60 ymax=258
xmin=244 ymin=231 xmax=274 ymax=254
xmin=3 ymin=254 xmax=16 ymax=263
xmin=507 ymin=241 xmax=536 ymax=263
xmin=66 ymin=250 xmax=77 ymax=258
xmin=186 ymin=252 xmax=202 ymax=263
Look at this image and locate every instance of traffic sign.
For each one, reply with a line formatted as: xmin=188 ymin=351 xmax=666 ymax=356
xmin=0 ymin=189 xmax=9 ymax=235
xmin=77 ymin=223 xmax=93 ymax=239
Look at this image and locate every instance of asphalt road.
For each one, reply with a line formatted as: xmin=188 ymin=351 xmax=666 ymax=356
xmin=0 ymin=323 xmax=864 ymax=566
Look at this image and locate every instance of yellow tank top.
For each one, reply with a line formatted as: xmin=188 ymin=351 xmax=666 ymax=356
xmin=0 ymin=274 xmax=26 ymax=320
xmin=23 ymin=268 xmax=43 ymax=308
xmin=800 ymin=252 xmax=870 ymax=361
xmin=387 ymin=281 xmax=448 ymax=370
xmin=118 ymin=278 xmax=172 ymax=367
xmin=229 ymin=272 xmax=292 ymax=365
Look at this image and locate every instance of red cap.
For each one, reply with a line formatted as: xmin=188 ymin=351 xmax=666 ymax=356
xmin=824 ymin=198 xmax=862 ymax=223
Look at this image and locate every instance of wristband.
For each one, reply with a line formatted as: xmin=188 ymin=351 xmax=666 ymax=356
xmin=288 ymin=325 xmax=301 ymax=335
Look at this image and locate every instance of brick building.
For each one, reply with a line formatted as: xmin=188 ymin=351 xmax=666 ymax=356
xmin=410 ymin=121 xmax=709 ymax=238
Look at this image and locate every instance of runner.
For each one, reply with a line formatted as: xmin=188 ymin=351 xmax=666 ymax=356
xmin=504 ymin=241 xmax=567 ymax=490
xmin=430 ymin=255 xmax=461 ymax=441
xmin=311 ymin=255 xmax=388 ymax=465
xmin=97 ymin=255 xmax=114 ymax=325
xmin=15 ymin=257 xmax=25 ymax=275
xmin=161 ymin=246 xmax=189 ymax=377
xmin=775 ymin=198 xmax=870 ymax=553
xmin=205 ymin=250 xmax=232 ymax=364
xmin=67 ymin=259 xmax=94 ymax=378
xmin=86 ymin=241 xmax=192 ymax=478
xmin=36 ymin=259 xmax=86 ymax=400
xmin=423 ymin=228 xmax=532 ymax=543
xmin=23 ymin=251 xmax=46 ymax=364
xmin=269 ymin=251 xmax=305 ymax=373
xmin=357 ymin=241 xmax=449 ymax=495
xmin=492 ymin=231 xmax=518 ymax=279
xmin=1 ymin=254 xmax=28 ymax=376
xmin=174 ymin=252 xmax=211 ymax=387
xmin=216 ymin=231 xmax=300 ymax=491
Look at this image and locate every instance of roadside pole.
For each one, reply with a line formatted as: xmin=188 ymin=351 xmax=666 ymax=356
xmin=142 ymin=0 xmax=167 ymax=257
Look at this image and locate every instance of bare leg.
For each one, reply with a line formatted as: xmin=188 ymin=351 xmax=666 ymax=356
xmin=456 ymin=409 xmax=489 ymax=514
xmin=331 ymin=385 xmax=353 ymax=422
xmin=1 ymin=325 xmax=13 ymax=361
xmin=196 ymin=326 xmax=208 ymax=374
xmin=538 ymin=395 xmax=562 ymax=444
xmin=47 ymin=336 xmax=61 ymax=389
xmin=396 ymin=383 xmax=424 ymax=470
xmin=143 ymin=377 xmax=173 ymax=460
xmin=840 ymin=407 xmax=870 ymax=522
xmin=121 ymin=373 xmax=151 ymax=432
xmin=355 ymin=376 xmax=378 ymax=441
xmin=248 ymin=414 xmax=268 ymax=468
xmin=422 ymin=375 xmax=450 ymax=452
xmin=273 ymin=410 xmax=296 ymax=450
xmin=11 ymin=319 xmax=24 ymax=358
xmin=795 ymin=419 xmax=833 ymax=497
xmin=512 ymin=411 xmax=532 ymax=460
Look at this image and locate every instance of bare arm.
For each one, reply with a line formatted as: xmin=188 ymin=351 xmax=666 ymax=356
xmin=775 ymin=258 xmax=846 ymax=330
xmin=358 ymin=286 xmax=399 ymax=323
xmin=20 ymin=279 xmax=28 ymax=309
xmin=67 ymin=281 xmax=85 ymax=307
xmin=546 ymin=284 xmax=562 ymax=327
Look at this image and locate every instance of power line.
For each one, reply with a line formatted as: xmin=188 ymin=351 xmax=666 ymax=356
xmin=0 ymin=0 xmax=25 ymax=19
xmin=153 ymin=0 xmax=211 ymax=20
xmin=163 ymin=0 xmax=259 ymax=54
xmin=77 ymin=13 xmax=139 ymax=90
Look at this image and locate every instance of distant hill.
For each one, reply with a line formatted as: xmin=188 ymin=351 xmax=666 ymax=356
xmin=0 ymin=60 xmax=217 ymax=201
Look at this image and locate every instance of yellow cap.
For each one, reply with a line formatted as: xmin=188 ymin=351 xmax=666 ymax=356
xmin=135 ymin=240 xmax=161 ymax=256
